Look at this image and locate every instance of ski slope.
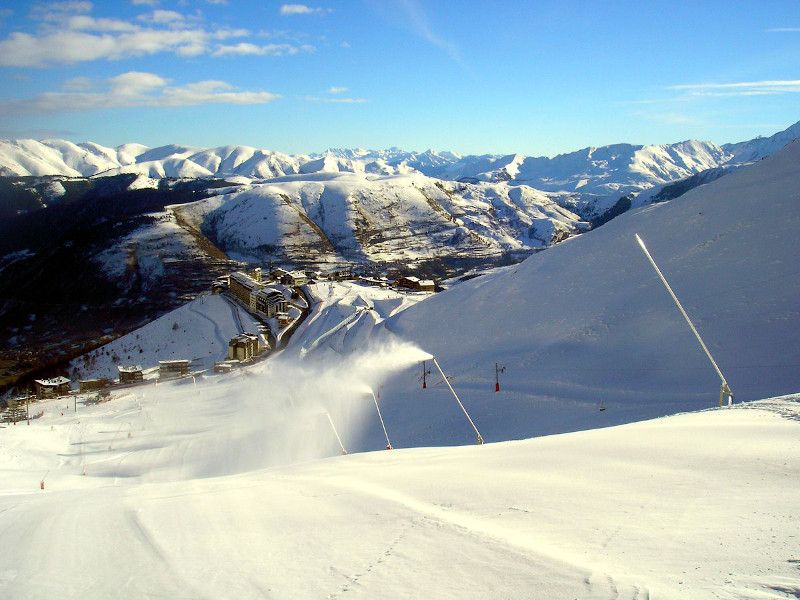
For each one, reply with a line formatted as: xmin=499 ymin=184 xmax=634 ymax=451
xmin=0 ymin=385 xmax=798 ymax=599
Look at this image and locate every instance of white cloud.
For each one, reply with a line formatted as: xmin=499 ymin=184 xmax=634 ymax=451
xmin=212 ymin=27 xmax=250 ymax=40
xmin=327 ymin=86 xmax=347 ymax=94
xmin=0 ymin=5 xmax=293 ymax=66
xmin=66 ymin=15 xmax=140 ymax=32
xmin=305 ymin=95 xmax=367 ymax=104
xmin=212 ymin=42 xmax=300 ymax=57
xmin=279 ymin=4 xmax=326 ymax=16
xmin=0 ymin=71 xmax=281 ymax=114
xmin=137 ymin=10 xmax=186 ymax=25
xmin=766 ymin=28 xmax=800 ymax=32
xmin=30 ymin=1 xmax=92 ymax=21
xmin=669 ymin=80 xmax=800 ymax=96
xmin=62 ymin=76 xmax=94 ymax=91
xmin=131 ymin=0 xmax=159 ymax=5
xmin=159 ymin=81 xmax=280 ymax=106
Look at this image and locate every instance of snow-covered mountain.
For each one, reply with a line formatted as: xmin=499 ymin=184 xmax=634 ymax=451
xmin=722 ymin=119 xmax=800 ymax=162
xmin=372 ymin=138 xmax=800 ymax=417
xmin=2 ymin=121 xmax=797 ymax=197
xmin=179 ymin=172 xmax=584 ymax=266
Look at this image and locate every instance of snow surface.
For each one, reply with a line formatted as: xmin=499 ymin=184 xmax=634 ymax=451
xmin=69 ymin=294 xmax=263 ymax=381
xmin=2 ymin=131 xmax=799 ymax=599
xmin=1 ymin=383 xmax=798 ymax=598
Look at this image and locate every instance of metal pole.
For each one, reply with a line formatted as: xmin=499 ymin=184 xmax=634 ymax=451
xmin=371 ymin=391 xmax=392 ymax=450
xmin=635 ymin=234 xmax=732 ymax=405
xmin=431 ymin=356 xmax=484 ymax=444
xmin=325 ymin=412 xmax=347 ymax=455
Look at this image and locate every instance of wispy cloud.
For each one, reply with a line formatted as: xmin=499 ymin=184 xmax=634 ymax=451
xmin=397 ymin=0 xmax=462 ymax=67
xmin=668 ymin=79 xmax=800 ymax=96
xmin=327 ymin=86 xmax=347 ymax=94
xmin=62 ymin=75 xmax=94 ymax=91
xmin=0 ymin=71 xmax=282 ymax=114
xmin=212 ymin=42 xmax=311 ymax=57
xmin=305 ymin=95 xmax=367 ymax=104
xmin=766 ymin=27 xmax=800 ymax=32
xmin=29 ymin=1 xmax=92 ymax=21
xmin=279 ymin=4 xmax=329 ymax=16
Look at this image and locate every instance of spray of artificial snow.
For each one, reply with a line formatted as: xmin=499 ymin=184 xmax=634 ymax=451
xmin=73 ymin=337 xmax=434 ymax=483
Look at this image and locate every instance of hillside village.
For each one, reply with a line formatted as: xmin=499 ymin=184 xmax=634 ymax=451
xmin=1 ymin=263 xmax=436 ymax=422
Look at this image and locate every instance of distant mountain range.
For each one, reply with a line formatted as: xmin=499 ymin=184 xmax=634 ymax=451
xmin=1 ymin=121 xmax=798 ymax=198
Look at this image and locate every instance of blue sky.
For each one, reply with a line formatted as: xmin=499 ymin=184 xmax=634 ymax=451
xmin=0 ymin=1 xmax=798 ymax=156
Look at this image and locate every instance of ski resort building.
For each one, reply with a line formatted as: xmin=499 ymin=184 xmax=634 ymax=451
xmin=229 ymin=271 xmax=264 ymax=306
xmin=33 ymin=376 xmax=71 ymax=398
xmin=159 ymin=360 xmax=191 ymax=380
xmin=279 ymin=270 xmax=308 ymax=286
xmin=252 ymin=288 xmax=288 ymax=318
xmin=118 ymin=365 xmax=144 ymax=384
xmin=396 ymin=276 xmax=435 ymax=292
xmin=228 ymin=333 xmax=260 ymax=361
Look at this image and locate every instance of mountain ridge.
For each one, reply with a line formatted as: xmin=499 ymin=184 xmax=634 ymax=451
xmin=2 ymin=121 xmax=797 ymax=198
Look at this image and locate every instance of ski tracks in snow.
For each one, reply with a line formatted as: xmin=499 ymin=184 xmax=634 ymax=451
xmin=304 ymin=475 xmax=649 ymax=600
xmin=187 ymin=297 xmax=230 ymax=347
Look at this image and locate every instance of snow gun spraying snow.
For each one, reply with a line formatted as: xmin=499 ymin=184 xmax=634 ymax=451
xmin=635 ymin=234 xmax=733 ymax=407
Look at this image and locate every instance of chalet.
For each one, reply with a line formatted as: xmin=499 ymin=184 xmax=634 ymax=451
xmin=252 ymin=288 xmax=288 ymax=319
xmin=396 ymin=276 xmax=436 ymax=292
xmin=159 ymin=360 xmax=191 ymax=380
xmin=267 ymin=268 xmax=289 ymax=282
xmin=229 ymin=271 xmax=264 ymax=307
xmin=118 ymin=365 xmax=144 ymax=384
xmin=279 ymin=270 xmax=308 ymax=286
xmin=34 ymin=376 xmax=71 ymax=398
xmin=228 ymin=333 xmax=260 ymax=361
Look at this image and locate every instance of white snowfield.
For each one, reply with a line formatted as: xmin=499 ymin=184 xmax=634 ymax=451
xmin=0 ymin=384 xmax=798 ymax=599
